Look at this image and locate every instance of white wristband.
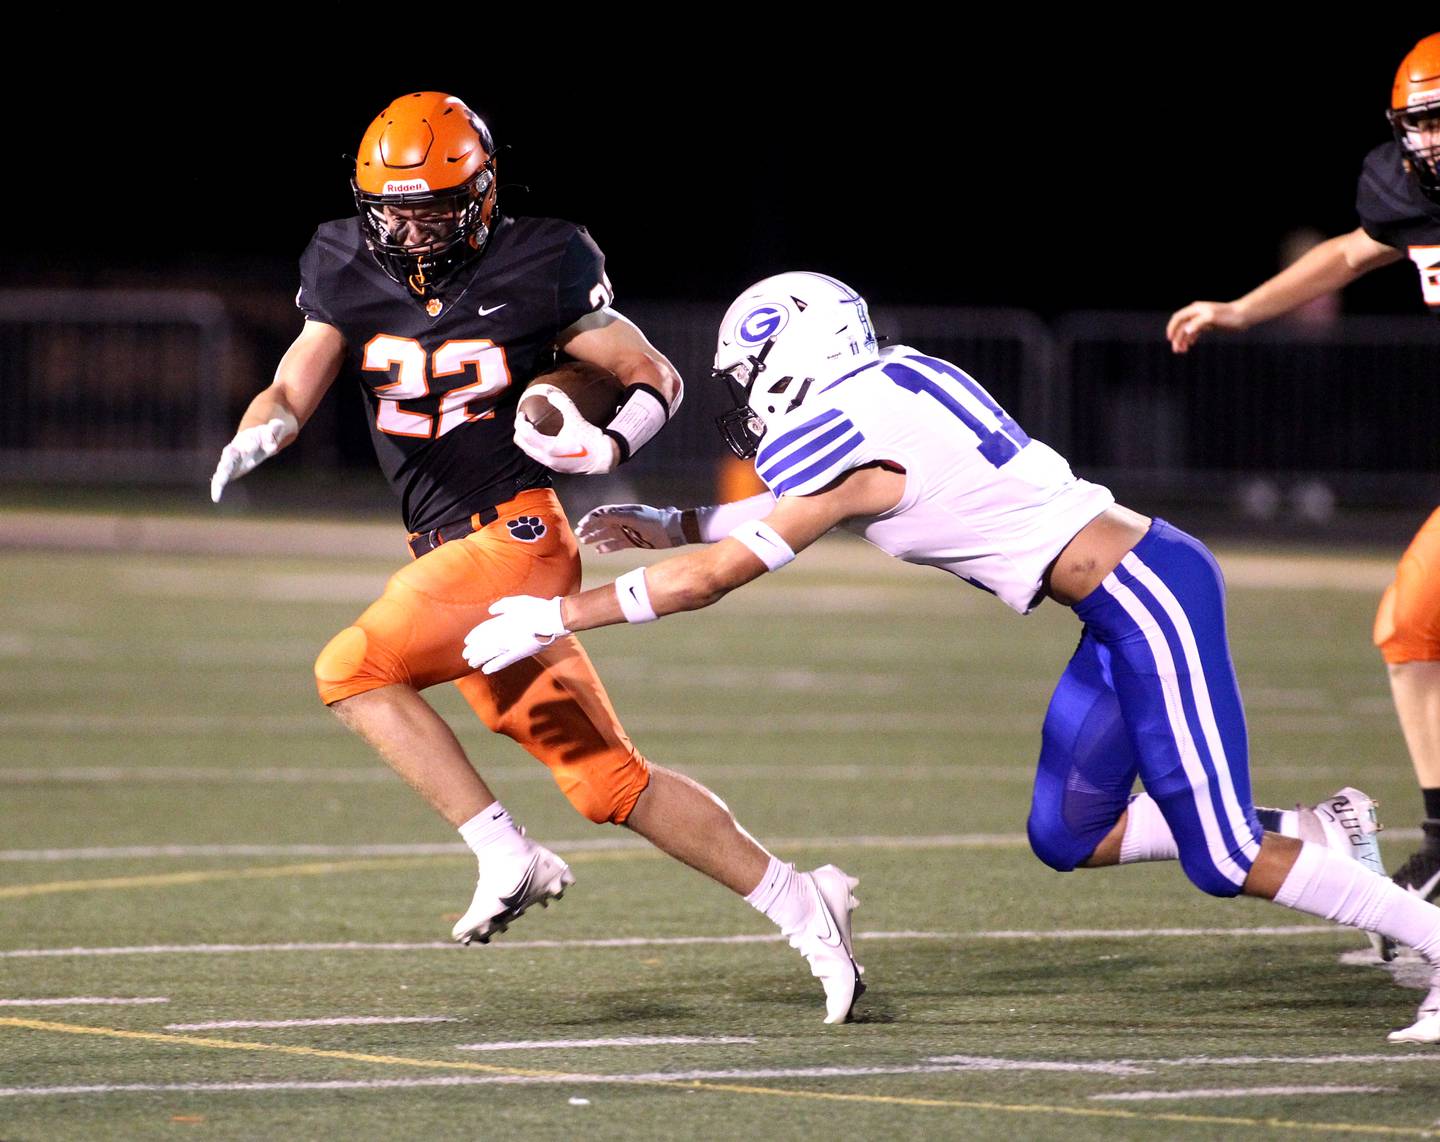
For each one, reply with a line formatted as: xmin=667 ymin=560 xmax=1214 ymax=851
xmin=604 ymin=384 xmax=669 ymax=463
xmin=727 ymin=520 xmax=796 ymax=571
xmin=614 ymin=567 xmax=659 ymax=623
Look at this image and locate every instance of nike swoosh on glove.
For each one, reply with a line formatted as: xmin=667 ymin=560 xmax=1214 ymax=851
xmin=513 ymin=385 xmax=618 ymax=475
xmin=576 ymin=504 xmax=685 ymax=553
xmin=463 ymin=595 xmax=569 ymax=674
xmin=210 ymin=411 xmax=298 ymax=502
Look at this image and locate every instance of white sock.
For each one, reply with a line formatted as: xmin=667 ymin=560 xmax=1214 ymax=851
xmin=458 ymin=803 xmax=531 ymax=866
xmin=1275 ymin=841 xmax=1440 ymax=961
xmin=1119 ymin=793 xmax=1180 ymax=863
xmin=744 ymin=856 xmax=814 ymax=935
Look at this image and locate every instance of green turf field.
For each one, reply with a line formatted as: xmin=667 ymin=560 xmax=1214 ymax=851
xmin=2 ymin=535 xmax=1438 ymax=1140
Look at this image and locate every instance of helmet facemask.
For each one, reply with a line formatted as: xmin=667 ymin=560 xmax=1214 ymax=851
xmin=713 ymin=341 xmax=775 ymax=459
xmin=353 ymin=163 xmax=497 ymax=296
xmin=1389 ymin=101 xmax=1440 ymax=206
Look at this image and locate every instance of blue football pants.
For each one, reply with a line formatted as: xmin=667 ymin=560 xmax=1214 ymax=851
xmin=1026 ymin=519 xmax=1264 ymax=897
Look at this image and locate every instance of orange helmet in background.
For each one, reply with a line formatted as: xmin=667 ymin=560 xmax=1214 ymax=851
xmin=352 ymin=92 xmax=499 ymax=296
xmin=1389 ymin=33 xmax=1440 ymax=205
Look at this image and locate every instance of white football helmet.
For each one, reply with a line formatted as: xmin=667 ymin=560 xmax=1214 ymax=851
xmin=713 ymin=272 xmax=879 ymax=458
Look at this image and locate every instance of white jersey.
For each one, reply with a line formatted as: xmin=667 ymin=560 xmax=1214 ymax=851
xmin=752 ymin=345 xmax=1114 ymax=614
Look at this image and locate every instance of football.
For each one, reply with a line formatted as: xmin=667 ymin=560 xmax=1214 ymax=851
xmin=519 ymin=362 xmax=625 ymax=437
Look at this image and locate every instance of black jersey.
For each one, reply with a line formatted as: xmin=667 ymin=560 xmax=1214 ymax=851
xmin=297 ymin=214 xmax=614 ymax=532
xmin=1356 ymin=141 xmax=1440 ymax=312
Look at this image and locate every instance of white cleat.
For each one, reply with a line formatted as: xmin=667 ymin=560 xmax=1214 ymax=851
xmin=789 ymin=864 xmax=865 ymax=1025
xmin=451 ymin=842 xmax=574 ymax=946
xmin=1308 ymin=786 xmax=1395 ymax=961
xmin=1388 ymin=975 xmax=1440 ymax=1044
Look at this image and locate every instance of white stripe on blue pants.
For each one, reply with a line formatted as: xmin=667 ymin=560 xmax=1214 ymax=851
xmin=1027 ymin=519 xmax=1263 ymax=896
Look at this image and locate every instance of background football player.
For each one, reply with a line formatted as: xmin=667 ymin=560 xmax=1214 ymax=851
xmin=465 ymin=271 xmax=1440 ymax=1043
xmin=209 ymin=93 xmax=863 ymax=1024
xmin=1167 ymin=33 xmax=1440 ymax=905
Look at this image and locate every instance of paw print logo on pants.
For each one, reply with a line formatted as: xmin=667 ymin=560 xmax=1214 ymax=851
xmin=506 ymin=515 xmax=547 ymax=542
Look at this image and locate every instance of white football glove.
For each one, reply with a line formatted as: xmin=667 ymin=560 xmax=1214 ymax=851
xmin=463 ymin=595 xmax=570 ymax=675
xmin=209 ymin=411 xmax=298 ymax=503
xmin=513 ymin=384 xmax=617 ymax=476
xmin=576 ymin=504 xmax=686 ymax=553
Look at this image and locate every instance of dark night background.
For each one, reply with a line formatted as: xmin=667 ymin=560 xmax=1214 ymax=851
xmin=9 ymin=22 xmax=1437 ymax=318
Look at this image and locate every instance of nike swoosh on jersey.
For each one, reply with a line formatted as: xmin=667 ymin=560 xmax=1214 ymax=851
xmin=477 ymin=303 xmax=508 ymax=317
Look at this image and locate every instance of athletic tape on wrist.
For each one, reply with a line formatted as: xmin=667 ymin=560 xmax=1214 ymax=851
xmin=727 ymin=520 xmax=796 ymax=571
xmin=614 ymin=567 xmax=660 ymax=624
xmin=604 ymin=384 xmax=669 ymax=464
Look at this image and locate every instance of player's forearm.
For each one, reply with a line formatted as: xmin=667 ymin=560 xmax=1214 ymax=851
xmin=561 ymin=543 xmax=766 ymax=631
xmin=680 ymin=493 xmax=779 ymax=544
xmin=236 ymin=385 xmax=303 ymax=438
xmin=1230 ymin=231 xmax=1387 ymax=327
xmin=613 ymin=349 xmax=682 ymax=408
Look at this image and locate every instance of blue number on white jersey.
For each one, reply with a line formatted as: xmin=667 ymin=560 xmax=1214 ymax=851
xmin=881 ymin=354 xmax=1030 ymax=468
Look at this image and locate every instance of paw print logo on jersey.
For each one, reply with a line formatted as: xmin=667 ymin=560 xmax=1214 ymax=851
xmin=505 ymin=516 xmax=547 ymax=543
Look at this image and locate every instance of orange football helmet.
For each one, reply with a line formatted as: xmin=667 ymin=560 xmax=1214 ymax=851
xmin=1389 ymin=33 xmax=1440 ymax=205
xmin=352 ymin=92 xmax=499 ymax=296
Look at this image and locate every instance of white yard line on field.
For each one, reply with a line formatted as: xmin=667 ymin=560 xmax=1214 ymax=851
xmin=1091 ymin=1085 xmax=1394 ymax=1102
xmin=1 ymin=1050 xmax=1433 ymax=1102
xmin=455 ymin=1036 xmax=757 ymax=1051
xmin=0 ymin=925 xmax=1356 ymax=960
xmin=165 ymin=1016 xmax=459 ymax=1031
xmin=1114 ymin=1054 xmax=1440 ymax=1068
xmin=0 ymin=708 xmax=1396 ymax=738
xmin=0 ymin=839 xmax=632 ymax=861
xmin=0 ymin=832 xmax=1047 ymax=861
xmin=0 ymin=1058 xmax=1151 ymax=1100
xmin=0 ymin=511 xmax=1401 ymax=590
xmin=0 ymin=997 xmax=168 ymax=1007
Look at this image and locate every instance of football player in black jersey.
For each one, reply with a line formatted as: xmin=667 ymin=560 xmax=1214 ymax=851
xmin=1167 ymin=35 xmax=1440 ymax=913
xmin=208 ymin=92 xmax=864 ymax=1023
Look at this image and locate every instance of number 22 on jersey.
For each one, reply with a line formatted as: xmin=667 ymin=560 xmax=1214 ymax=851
xmin=362 ymin=334 xmax=513 ymax=440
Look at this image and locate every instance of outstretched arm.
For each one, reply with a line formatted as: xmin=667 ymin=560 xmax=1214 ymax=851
xmin=1165 ymin=226 xmax=1402 ymax=353
xmin=210 ymin=320 xmax=345 ymax=501
xmin=464 ymin=465 xmax=906 ymax=673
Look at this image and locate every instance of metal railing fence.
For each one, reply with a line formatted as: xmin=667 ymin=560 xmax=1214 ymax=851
xmin=0 ymin=289 xmax=1433 ymax=509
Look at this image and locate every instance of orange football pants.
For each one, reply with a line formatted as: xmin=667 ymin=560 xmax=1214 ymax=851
xmin=1374 ymin=507 xmax=1440 ymax=665
xmin=314 ymin=488 xmax=650 ymax=824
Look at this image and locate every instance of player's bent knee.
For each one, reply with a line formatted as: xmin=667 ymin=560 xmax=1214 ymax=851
xmin=1176 ymin=852 xmax=1245 ymax=898
xmin=551 ymin=753 xmax=651 ymax=825
xmin=314 ymin=625 xmax=407 ymax=705
xmin=1375 ymin=582 xmax=1440 ymax=664
xmin=1026 ymin=814 xmax=1087 ymax=873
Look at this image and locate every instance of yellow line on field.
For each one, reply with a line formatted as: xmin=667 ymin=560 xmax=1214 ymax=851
xmin=0 ymin=1018 xmax=1430 ymax=1137
xmin=0 ymin=848 xmax=669 ymax=900
xmin=0 ymin=1017 xmax=569 ymax=1079
xmin=664 ymin=1082 xmax=1436 ymax=1137
xmin=0 ymin=857 xmax=450 ymax=899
